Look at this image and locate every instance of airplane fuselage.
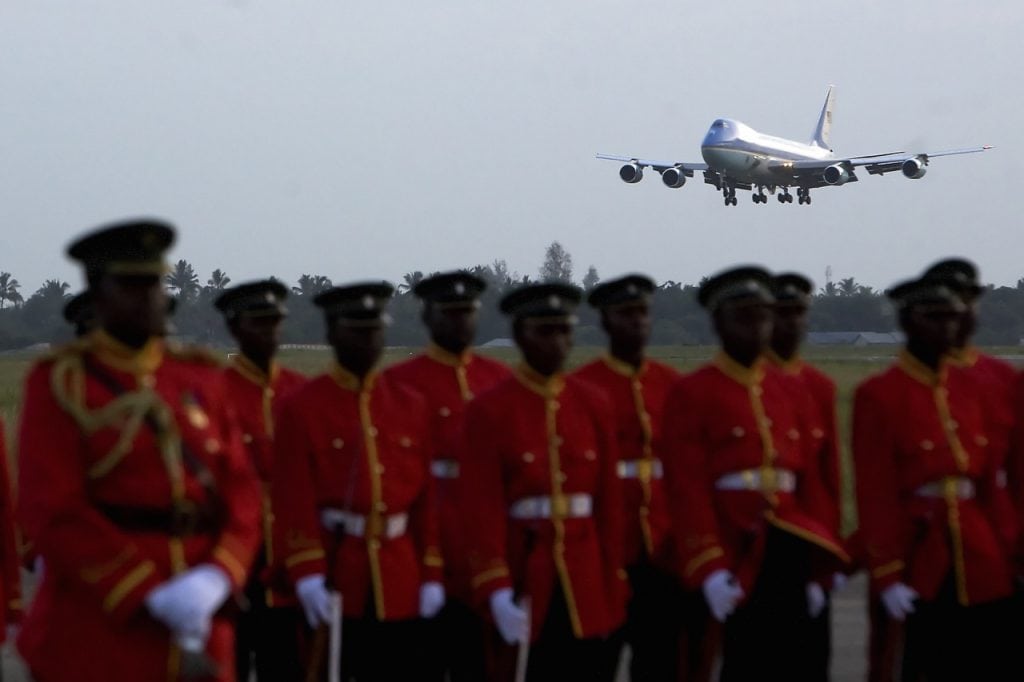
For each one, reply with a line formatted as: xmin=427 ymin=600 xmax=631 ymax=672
xmin=700 ymin=118 xmax=831 ymax=186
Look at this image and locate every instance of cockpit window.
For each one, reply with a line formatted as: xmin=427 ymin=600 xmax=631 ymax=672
xmin=713 ymin=120 xmax=729 ymax=128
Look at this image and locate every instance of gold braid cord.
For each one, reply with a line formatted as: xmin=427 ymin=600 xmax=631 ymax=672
xmin=49 ymin=351 xmax=185 ymax=494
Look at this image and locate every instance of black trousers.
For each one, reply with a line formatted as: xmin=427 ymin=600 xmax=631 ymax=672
xmin=234 ymin=586 xmax=304 ymax=681
xmin=337 ymin=613 xmax=423 ymax=682
xmin=604 ymin=560 xmax=686 ymax=682
xmin=720 ymin=528 xmax=820 ymax=682
xmin=525 ymin=587 xmax=608 ymax=682
xmin=419 ymin=598 xmax=487 ymax=682
xmin=902 ymin=578 xmax=1020 ymax=682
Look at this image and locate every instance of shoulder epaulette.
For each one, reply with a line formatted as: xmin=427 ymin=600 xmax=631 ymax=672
xmin=165 ymin=342 xmax=225 ymax=367
xmin=37 ymin=336 xmax=92 ymax=363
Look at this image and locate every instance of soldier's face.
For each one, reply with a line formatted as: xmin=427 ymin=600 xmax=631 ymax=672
xmin=771 ymin=303 xmax=808 ymax=355
xmin=906 ymin=304 xmax=961 ymax=355
xmin=516 ymin=320 xmax=574 ymax=376
xmin=232 ymin=314 xmax=284 ymax=362
xmin=602 ymin=302 xmax=651 ymax=350
xmin=424 ymin=303 xmax=479 ymax=353
xmin=328 ymin=319 xmax=385 ymax=376
xmin=93 ymin=273 xmax=168 ymax=345
xmin=714 ymin=300 xmax=773 ymax=362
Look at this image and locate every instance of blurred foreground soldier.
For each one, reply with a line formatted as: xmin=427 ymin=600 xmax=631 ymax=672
xmin=766 ymin=273 xmax=843 ymax=680
xmin=16 ymin=219 xmax=262 ymax=682
xmin=0 ymin=418 xmax=23 ymax=646
xmin=63 ymin=291 xmax=97 ymax=337
xmin=853 ymin=276 xmax=1017 ymax=681
xmin=662 ymin=266 xmax=847 ymax=682
xmin=572 ymin=275 xmax=686 ymax=681
xmin=271 ymin=282 xmax=442 ymax=681
xmin=388 ymin=271 xmax=510 ymax=682
xmin=214 ymin=280 xmax=307 ymax=681
xmin=461 ymin=283 xmax=627 ymax=682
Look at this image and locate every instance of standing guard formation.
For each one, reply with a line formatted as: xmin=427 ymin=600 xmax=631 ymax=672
xmin=3 ymin=216 xmax=1024 ymax=681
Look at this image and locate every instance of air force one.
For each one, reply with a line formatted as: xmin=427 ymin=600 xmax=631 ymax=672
xmin=597 ymin=86 xmax=992 ymax=206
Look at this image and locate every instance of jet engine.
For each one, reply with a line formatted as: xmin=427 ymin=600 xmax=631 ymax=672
xmin=619 ymin=163 xmax=643 ymax=184
xmin=822 ymin=163 xmax=852 ymax=185
xmin=661 ymin=167 xmax=687 ymax=188
xmin=901 ymin=157 xmax=927 ymax=179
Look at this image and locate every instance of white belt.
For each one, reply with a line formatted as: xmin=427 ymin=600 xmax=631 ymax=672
xmin=617 ymin=459 xmax=664 ymax=480
xmin=509 ymin=494 xmax=593 ymax=520
xmin=430 ymin=459 xmax=461 ymax=479
xmin=715 ymin=468 xmax=797 ymax=493
xmin=915 ymin=477 xmax=976 ymax=500
xmin=319 ymin=508 xmax=409 ymax=539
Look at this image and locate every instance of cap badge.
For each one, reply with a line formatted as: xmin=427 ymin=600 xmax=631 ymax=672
xmin=454 ymin=282 xmax=466 ymax=295
xmin=626 ymin=284 xmax=638 ymax=295
xmin=548 ymin=295 xmax=562 ymax=309
xmin=362 ymin=295 xmax=374 ymax=310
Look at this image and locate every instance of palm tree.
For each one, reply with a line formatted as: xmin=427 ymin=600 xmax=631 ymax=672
xmin=819 ymin=281 xmax=839 ymax=297
xmin=206 ymin=269 xmax=231 ymax=290
xmin=397 ymin=271 xmax=425 ymax=294
xmin=32 ymin=279 xmax=70 ymax=305
xmin=838 ymin=277 xmax=859 ymax=297
xmin=291 ymin=274 xmax=333 ymax=297
xmin=166 ymin=260 xmax=200 ymax=303
xmin=0 ymin=272 xmax=21 ymax=309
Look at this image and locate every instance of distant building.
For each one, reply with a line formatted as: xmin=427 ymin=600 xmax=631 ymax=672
xmin=806 ymin=331 xmax=904 ymax=346
xmin=480 ymin=337 xmax=515 ymax=348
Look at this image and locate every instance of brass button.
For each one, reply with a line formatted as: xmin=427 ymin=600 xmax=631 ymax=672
xmin=557 ymin=472 xmax=567 ymax=483
xmin=552 ymin=436 xmax=563 ymax=446
xmin=369 ymin=539 xmax=381 ymax=550
xmin=811 ymin=428 xmax=825 ymax=439
xmin=751 ymin=386 xmax=764 ymax=397
xmin=947 ymin=420 xmax=958 ymax=430
xmin=439 ymin=406 xmax=452 ymax=417
xmin=204 ymin=438 xmax=220 ymax=454
xmin=332 ymin=438 xmax=345 ymax=449
xmin=975 ymin=435 xmax=989 ymax=447
xmin=139 ymin=374 xmax=156 ymax=389
xmin=522 ymin=452 xmax=535 ymax=463
xmin=266 ymin=388 xmax=275 ymax=398
xmin=762 ymin=418 xmax=773 ymax=428
xmin=376 ymin=502 xmax=388 ymax=512
xmin=242 ymin=433 xmax=253 ymax=444
xmin=732 ymin=426 xmax=746 ymax=438
xmin=584 ymin=450 xmax=597 ymax=461
xmin=368 ymin=426 xmax=379 ymax=437
xmin=399 ymin=436 xmax=412 ymax=448
xmin=920 ymin=440 xmax=935 ymax=451
xmin=788 ymin=429 xmax=800 ymax=441
xmin=376 ymin=463 xmax=386 ymax=474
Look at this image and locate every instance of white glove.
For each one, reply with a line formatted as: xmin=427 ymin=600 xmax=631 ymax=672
xmin=33 ymin=556 xmax=44 ymax=576
xmin=880 ymin=582 xmax=919 ymax=621
xmin=296 ymin=574 xmax=333 ymax=627
xmin=831 ymin=572 xmax=848 ymax=593
xmin=807 ymin=582 xmax=827 ymax=618
xmin=489 ymin=587 xmax=528 ymax=644
xmin=419 ymin=581 xmax=446 ymax=619
xmin=702 ymin=569 xmax=744 ymax=622
xmin=145 ymin=564 xmax=231 ymax=638
xmin=5 ymin=623 xmax=19 ymax=643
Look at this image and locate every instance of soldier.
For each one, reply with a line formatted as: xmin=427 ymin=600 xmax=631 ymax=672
xmin=63 ymin=291 xmax=97 ymax=337
xmin=765 ymin=272 xmax=843 ymax=679
xmin=853 ymin=275 xmax=1017 ymax=681
xmin=0 ymin=417 xmax=22 ymax=645
xmin=387 ymin=271 xmax=510 ymax=682
xmin=213 ymin=280 xmax=307 ymax=681
xmin=16 ymin=218 xmax=262 ymax=682
xmin=571 ymin=274 xmax=685 ymax=681
xmin=460 ymin=282 xmax=627 ymax=681
xmin=271 ymin=281 xmax=443 ymax=681
xmin=662 ymin=266 xmax=847 ymax=681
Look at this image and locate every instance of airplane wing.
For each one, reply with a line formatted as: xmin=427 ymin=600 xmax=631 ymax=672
xmin=768 ymin=145 xmax=993 ymax=185
xmin=596 ymin=153 xmax=708 ymax=173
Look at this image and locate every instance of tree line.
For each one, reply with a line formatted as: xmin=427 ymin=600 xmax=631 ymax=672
xmin=3 ymin=243 xmax=1024 ymax=351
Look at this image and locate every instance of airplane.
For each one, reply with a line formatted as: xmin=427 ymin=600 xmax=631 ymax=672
xmin=597 ymin=86 xmax=992 ymax=206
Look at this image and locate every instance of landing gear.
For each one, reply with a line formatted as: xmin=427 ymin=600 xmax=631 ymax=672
xmin=752 ymin=187 xmax=768 ymax=204
xmin=778 ymin=188 xmax=793 ymax=203
xmin=722 ymin=181 xmax=737 ymax=206
xmin=797 ymin=187 xmax=812 ymax=205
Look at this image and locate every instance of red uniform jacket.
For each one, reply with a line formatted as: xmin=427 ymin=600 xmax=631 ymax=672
xmin=767 ymin=353 xmax=842 ymax=537
xmin=387 ymin=345 xmax=510 ymax=604
xmin=662 ymin=354 xmax=847 ymax=594
xmin=0 ymin=419 xmax=23 ymax=639
xmin=16 ymin=332 xmax=262 ymax=682
xmin=272 ymin=364 xmax=441 ymax=621
xmin=461 ymin=366 xmax=627 ymax=641
xmin=950 ymin=348 xmax=1018 ymax=556
xmin=853 ymin=351 xmax=1014 ymax=605
xmin=222 ymin=356 xmax=306 ymax=605
xmin=573 ymin=355 xmax=680 ymax=568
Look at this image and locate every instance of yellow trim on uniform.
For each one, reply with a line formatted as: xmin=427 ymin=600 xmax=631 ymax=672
xmin=931 ymin=372 xmax=971 ymax=604
xmin=214 ymin=545 xmax=248 ymax=586
xmin=765 ymin=513 xmax=851 ymax=563
xmin=103 ymin=560 xmax=155 ymax=613
xmin=871 ymin=560 xmax=905 ymax=580
xmin=601 ymin=353 xmax=647 ymax=379
xmin=91 ymin=329 xmax=165 ymax=376
xmin=896 ymin=350 xmax=945 ymax=387
xmin=80 ymin=546 xmax=136 ymax=584
xmin=514 ymin=364 xmax=565 ymax=398
xmin=946 ymin=345 xmax=979 ymax=368
xmin=545 ymin=395 xmax=585 ymax=638
xmin=286 ymin=548 xmax=325 ymax=568
xmin=472 ymin=565 xmax=510 ymax=589
xmin=359 ymin=380 xmax=388 ymax=620
xmin=424 ymin=555 xmax=445 ymax=568
xmin=426 ymin=343 xmax=473 ymax=368
xmin=684 ymin=546 xmax=725 ymax=579
xmin=713 ymin=352 xmax=765 ymax=388
xmin=330 ymin=363 xmax=375 ymax=393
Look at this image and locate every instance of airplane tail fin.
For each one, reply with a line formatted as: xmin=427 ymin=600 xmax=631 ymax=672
xmin=811 ymin=85 xmax=835 ymax=151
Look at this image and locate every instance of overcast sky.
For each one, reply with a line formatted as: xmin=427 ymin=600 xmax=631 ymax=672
xmin=1 ymin=1 xmax=1020 ymax=297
